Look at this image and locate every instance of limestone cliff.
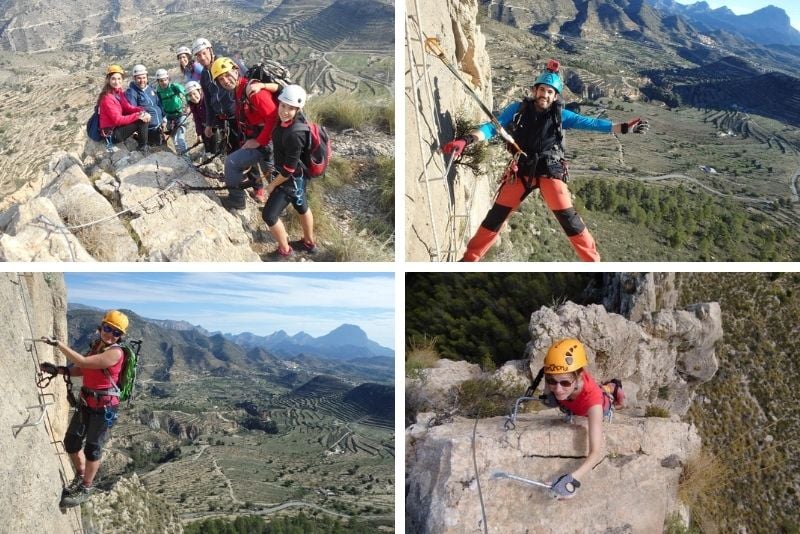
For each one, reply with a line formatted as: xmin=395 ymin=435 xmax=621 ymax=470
xmin=405 ymin=0 xmax=493 ymax=261
xmin=0 ymin=273 xmax=77 ymax=533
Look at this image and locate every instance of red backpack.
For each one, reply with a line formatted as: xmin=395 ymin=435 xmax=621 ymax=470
xmin=300 ymin=120 xmax=331 ymax=178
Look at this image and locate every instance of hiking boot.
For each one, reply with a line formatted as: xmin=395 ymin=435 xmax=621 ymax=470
xmin=221 ymin=196 xmax=246 ymax=211
xmin=60 ymin=484 xmax=93 ymax=508
xmin=291 ymin=239 xmax=317 ymax=254
xmin=270 ymin=246 xmax=294 ymax=261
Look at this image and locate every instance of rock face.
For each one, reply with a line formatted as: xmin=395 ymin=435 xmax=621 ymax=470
xmin=406 ymin=412 xmax=701 ymax=533
xmin=602 ymin=272 xmax=679 ymax=322
xmin=141 ymin=410 xmax=238 ymax=440
xmin=407 ymin=358 xmax=483 ymax=412
xmin=0 ymin=273 xmax=77 ymax=533
xmin=84 ymin=473 xmax=183 ymax=534
xmin=526 ymin=299 xmax=721 ymax=415
xmin=0 ymin=145 xmax=261 ymax=262
xmin=405 ymin=0 xmax=493 ymax=261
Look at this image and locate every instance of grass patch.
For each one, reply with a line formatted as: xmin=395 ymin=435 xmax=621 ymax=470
xmin=456 ymin=376 xmax=519 ymax=418
xmin=406 ymin=335 xmax=440 ymax=377
xmin=306 ymin=96 xmax=393 ymax=134
xmin=644 ymin=405 xmax=670 ymax=418
xmin=375 ymin=155 xmax=394 ymax=218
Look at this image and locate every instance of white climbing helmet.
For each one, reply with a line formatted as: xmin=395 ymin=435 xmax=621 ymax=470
xmin=184 ymin=80 xmax=201 ymax=95
xmin=131 ymin=64 xmax=148 ymax=77
xmin=191 ymin=37 xmax=212 ymax=56
xmin=155 ymin=69 xmax=169 ymax=81
xmin=176 ymin=46 xmax=191 ymax=58
xmin=277 ymin=84 xmax=307 ymax=109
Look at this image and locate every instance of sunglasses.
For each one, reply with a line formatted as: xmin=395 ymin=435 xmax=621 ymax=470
xmin=101 ymin=324 xmax=123 ymax=337
xmin=545 ymin=377 xmax=575 ymax=388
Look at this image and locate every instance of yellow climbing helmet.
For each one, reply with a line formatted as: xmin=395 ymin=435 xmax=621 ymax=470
xmin=106 ymin=64 xmax=125 ymax=77
xmin=102 ymin=310 xmax=129 ymax=334
xmin=210 ymin=57 xmax=237 ymax=80
xmin=543 ymin=338 xmax=587 ymax=374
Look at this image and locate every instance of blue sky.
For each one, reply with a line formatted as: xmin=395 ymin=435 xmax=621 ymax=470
xmin=673 ymin=0 xmax=800 ymax=30
xmin=64 ymin=272 xmax=395 ymax=348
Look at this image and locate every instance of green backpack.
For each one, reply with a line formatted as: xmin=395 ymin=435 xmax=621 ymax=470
xmin=96 ymin=339 xmax=142 ymax=405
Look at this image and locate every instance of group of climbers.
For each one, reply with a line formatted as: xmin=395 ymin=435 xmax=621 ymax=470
xmin=92 ymin=37 xmax=317 ymax=258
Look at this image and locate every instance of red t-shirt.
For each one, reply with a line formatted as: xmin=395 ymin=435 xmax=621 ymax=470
xmin=234 ymin=77 xmax=279 ymax=147
xmin=82 ymin=342 xmax=124 ymax=408
xmin=557 ymin=369 xmax=605 ymax=417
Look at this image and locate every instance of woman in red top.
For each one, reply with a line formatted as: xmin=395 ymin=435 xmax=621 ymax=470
xmin=40 ymin=310 xmax=128 ymax=507
xmin=541 ymin=338 xmax=606 ymax=500
xmin=97 ymin=65 xmax=151 ymax=150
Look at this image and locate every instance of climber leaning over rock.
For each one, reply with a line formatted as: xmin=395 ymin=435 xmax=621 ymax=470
xmin=38 ymin=310 xmax=129 ymax=508
xmin=443 ymin=59 xmax=649 ymax=262
xmin=537 ymin=338 xmax=610 ymax=500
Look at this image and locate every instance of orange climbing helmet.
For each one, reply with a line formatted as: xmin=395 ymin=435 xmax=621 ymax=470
xmin=543 ymin=338 xmax=587 ymax=374
xmin=102 ymin=310 xmax=129 ymax=334
xmin=106 ymin=65 xmax=125 ymax=77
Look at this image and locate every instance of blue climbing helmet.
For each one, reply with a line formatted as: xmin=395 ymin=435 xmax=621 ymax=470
xmin=534 ymin=59 xmax=563 ymax=94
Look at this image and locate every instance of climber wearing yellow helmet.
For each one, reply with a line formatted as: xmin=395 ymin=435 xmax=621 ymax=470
xmin=39 ymin=310 xmax=129 ymax=507
xmin=539 ymin=338 xmax=623 ymax=500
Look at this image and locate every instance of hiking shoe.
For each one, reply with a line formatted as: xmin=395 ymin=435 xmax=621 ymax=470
xmin=62 ymin=474 xmax=84 ymax=497
xmin=291 ymin=239 xmax=317 ymax=254
xmin=251 ymin=187 xmax=266 ymax=203
xmin=270 ymin=246 xmax=294 ymax=261
xmin=60 ymin=484 xmax=93 ymax=508
xmin=221 ymin=196 xmax=246 ymax=211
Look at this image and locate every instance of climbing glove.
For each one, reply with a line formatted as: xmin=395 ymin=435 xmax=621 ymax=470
xmin=621 ymin=118 xmax=649 ymax=134
xmin=41 ymin=336 xmax=59 ymax=347
xmin=442 ymin=134 xmax=477 ymax=158
xmin=551 ymin=473 xmax=581 ymax=500
xmin=40 ymin=362 xmax=59 ymax=375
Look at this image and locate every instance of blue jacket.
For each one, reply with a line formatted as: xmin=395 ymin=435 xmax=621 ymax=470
xmin=477 ymin=101 xmax=613 ymax=140
xmin=200 ymin=57 xmax=247 ymax=128
xmin=125 ymin=82 xmax=164 ymax=130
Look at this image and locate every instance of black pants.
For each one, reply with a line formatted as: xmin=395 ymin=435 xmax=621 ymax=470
xmin=111 ymin=122 xmax=149 ymax=148
xmin=262 ymin=176 xmax=309 ymax=227
xmin=63 ymin=404 xmax=117 ymax=461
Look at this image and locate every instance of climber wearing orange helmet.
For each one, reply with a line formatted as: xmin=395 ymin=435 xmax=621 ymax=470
xmin=537 ymin=338 xmax=613 ymax=500
xmin=39 ymin=310 xmax=129 ymax=507
xmin=443 ymin=59 xmax=649 ymax=262
xmin=96 ymin=65 xmax=151 ymax=150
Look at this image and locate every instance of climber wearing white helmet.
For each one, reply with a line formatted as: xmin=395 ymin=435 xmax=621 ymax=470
xmin=154 ymin=69 xmax=188 ymax=154
xmin=184 ymin=80 xmax=215 ymax=155
xmin=262 ymin=84 xmax=317 ymax=259
xmin=193 ymin=37 xmax=246 ymax=156
xmin=124 ymin=64 xmax=165 ymax=148
xmin=176 ymin=45 xmax=203 ymax=83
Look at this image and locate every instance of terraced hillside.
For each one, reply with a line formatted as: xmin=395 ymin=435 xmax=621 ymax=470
xmin=232 ymin=0 xmax=393 ymax=98
xmin=99 ymin=369 xmax=394 ymax=525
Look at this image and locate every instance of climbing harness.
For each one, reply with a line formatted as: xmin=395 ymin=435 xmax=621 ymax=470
xmin=423 ymin=36 xmax=525 ymax=157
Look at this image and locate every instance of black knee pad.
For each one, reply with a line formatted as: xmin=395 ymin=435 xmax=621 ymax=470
xmin=554 ymin=207 xmax=586 ymax=237
xmin=64 ymin=431 xmax=83 ymax=455
xmin=481 ymin=204 xmax=513 ymax=232
xmin=84 ymin=441 xmax=104 ymax=461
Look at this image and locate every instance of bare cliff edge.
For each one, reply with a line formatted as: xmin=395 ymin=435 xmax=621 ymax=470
xmin=0 ymin=273 xmax=75 ymax=532
xmin=405 ymin=0 xmax=493 ymax=261
xmin=406 ymin=273 xmax=721 ymax=532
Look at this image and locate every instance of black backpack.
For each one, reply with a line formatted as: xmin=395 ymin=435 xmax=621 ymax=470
xmin=245 ymin=60 xmax=292 ymax=88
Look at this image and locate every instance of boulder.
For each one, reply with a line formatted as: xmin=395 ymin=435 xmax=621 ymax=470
xmin=408 ymin=359 xmax=484 ymax=412
xmin=406 ymin=412 xmax=701 ymax=533
xmin=0 ymin=196 xmax=95 ymax=261
xmin=526 ymin=300 xmax=721 ymax=415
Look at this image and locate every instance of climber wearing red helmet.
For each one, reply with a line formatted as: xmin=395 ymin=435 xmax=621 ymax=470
xmin=443 ymin=59 xmax=650 ymax=262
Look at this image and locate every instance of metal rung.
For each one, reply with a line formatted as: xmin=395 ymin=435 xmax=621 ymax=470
xmin=12 ymin=393 xmax=55 ymax=435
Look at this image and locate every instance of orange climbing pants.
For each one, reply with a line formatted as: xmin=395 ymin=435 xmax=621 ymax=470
xmin=461 ymin=176 xmax=600 ymax=262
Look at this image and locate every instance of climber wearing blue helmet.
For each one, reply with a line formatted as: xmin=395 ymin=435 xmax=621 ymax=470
xmin=443 ymin=59 xmax=650 ymax=262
